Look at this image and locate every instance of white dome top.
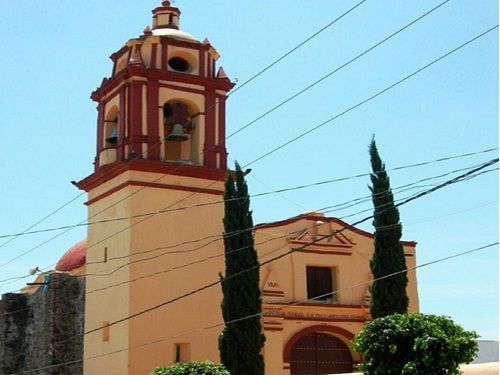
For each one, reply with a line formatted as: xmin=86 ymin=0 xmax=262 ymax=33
xmin=152 ymin=28 xmax=198 ymax=42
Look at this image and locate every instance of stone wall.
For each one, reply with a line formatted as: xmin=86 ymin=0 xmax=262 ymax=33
xmin=0 ymin=273 xmax=85 ymax=375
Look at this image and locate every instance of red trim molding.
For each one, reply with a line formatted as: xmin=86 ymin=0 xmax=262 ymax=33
xmin=85 ymin=180 xmax=223 ymax=206
xmin=77 ymin=159 xmax=226 ymax=192
xmin=264 ymin=327 xmax=283 ymax=332
xmin=283 ymin=325 xmax=355 ymax=363
xmin=293 ymin=249 xmax=352 ymax=256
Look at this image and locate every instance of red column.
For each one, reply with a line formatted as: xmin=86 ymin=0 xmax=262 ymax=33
xmin=217 ymin=94 xmax=228 ymax=169
xmin=117 ymin=88 xmax=127 ymax=161
xmin=128 ymin=81 xmax=143 ymax=157
xmin=204 ymin=89 xmax=216 ymax=168
xmin=147 ymin=80 xmax=160 ymax=159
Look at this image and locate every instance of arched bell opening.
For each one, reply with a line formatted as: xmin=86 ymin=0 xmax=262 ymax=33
xmin=104 ymin=106 xmax=119 ymax=148
xmin=99 ymin=106 xmax=119 ymax=166
xmin=162 ymin=99 xmax=200 ymax=165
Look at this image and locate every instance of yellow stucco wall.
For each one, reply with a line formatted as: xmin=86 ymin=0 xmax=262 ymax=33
xmin=83 ymin=173 xmax=419 ymax=375
xmin=83 ymin=187 xmax=132 ymax=375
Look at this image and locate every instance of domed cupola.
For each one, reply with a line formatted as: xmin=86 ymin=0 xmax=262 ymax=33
xmin=83 ymin=0 xmax=235 ymax=188
xmin=152 ymin=1 xmax=181 ymax=30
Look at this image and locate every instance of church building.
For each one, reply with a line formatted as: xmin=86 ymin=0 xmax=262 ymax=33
xmin=0 ymin=2 xmax=419 ymax=375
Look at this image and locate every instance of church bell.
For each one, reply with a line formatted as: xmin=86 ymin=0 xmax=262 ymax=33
xmin=166 ymin=123 xmax=189 ymax=142
xmin=106 ymin=126 xmax=118 ymax=145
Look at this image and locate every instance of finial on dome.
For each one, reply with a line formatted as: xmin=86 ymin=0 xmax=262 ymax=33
xmin=162 ymin=1 xmax=171 ymax=6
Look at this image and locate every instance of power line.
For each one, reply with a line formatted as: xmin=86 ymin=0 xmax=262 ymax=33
xmin=0 ymin=153 xmax=495 ymax=292
xmin=243 ymin=25 xmax=499 ymax=167
xmin=227 ymin=0 xmax=369 ymax=96
xmin=65 ymin=21 xmax=500 ymax=275
xmin=1 ymin=4 xmax=486 ymax=283
xmin=0 ymin=146 xmax=494 ymax=241
xmin=4 ymin=157 xmax=493 ymax=358
xmin=84 ymin=163 xmax=495 ymax=276
xmin=227 ymin=0 xmax=451 ymax=139
xmin=6 ymin=240 xmax=497 ymax=375
xmin=1 ymin=158 xmax=496 ymax=368
xmin=0 ymin=0 xmax=455 ymax=271
xmin=1 ymin=22 xmax=496 ymax=294
xmin=45 ymin=161 xmax=499 ymax=280
xmin=0 ymin=0 xmax=368 ymax=269
xmin=0 ymin=194 xmax=85 ymax=250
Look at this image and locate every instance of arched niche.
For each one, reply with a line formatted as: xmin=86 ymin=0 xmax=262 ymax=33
xmin=162 ymin=98 xmax=201 ymax=165
xmin=99 ymin=105 xmax=119 ymax=167
xmin=104 ymin=105 xmax=119 ymax=148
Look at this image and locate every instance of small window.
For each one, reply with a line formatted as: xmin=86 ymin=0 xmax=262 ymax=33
xmin=306 ymin=266 xmax=338 ymax=303
xmin=168 ymin=57 xmax=190 ymax=72
xmin=174 ymin=343 xmax=190 ymax=362
xmin=102 ymin=321 xmax=110 ymax=342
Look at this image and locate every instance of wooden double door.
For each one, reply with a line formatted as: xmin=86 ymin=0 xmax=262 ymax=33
xmin=290 ymin=332 xmax=353 ymax=375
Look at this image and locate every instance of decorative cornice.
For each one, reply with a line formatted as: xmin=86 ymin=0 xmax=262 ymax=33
xmin=85 ymin=180 xmax=223 ymax=206
xmin=76 ymin=159 xmax=226 ymax=192
xmin=255 ymin=213 xmax=417 ymax=247
xmin=92 ymin=67 xmax=234 ymax=102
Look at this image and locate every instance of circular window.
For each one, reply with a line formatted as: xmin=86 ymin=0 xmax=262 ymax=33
xmin=168 ymin=57 xmax=190 ymax=72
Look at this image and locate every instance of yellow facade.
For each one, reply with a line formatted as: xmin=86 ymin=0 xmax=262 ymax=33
xmin=77 ymin=2 xmax=419 ymax=374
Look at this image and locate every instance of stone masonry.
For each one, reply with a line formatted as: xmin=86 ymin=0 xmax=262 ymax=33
xmin=0 ymin=273 xmax=85 ymax=375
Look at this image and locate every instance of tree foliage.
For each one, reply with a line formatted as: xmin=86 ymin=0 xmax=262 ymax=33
xmin=369 ymin=137 xmax=408 ymax=318
xmin=218 ymin=163 xmax=265 ymax=375
xmin=150 ymin=361 xmax=229 ymax=375
xmin=352 ymin=313 xmax=479 ymax=375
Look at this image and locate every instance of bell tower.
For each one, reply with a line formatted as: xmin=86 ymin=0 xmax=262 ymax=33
xmin=91 ymin=0 xmax=234 ymax=171
xmin=77 ymin=2 xmax=235 ymax=374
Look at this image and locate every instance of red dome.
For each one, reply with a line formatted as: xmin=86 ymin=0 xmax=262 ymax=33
xmin=55 ymin=239 xmax=87 ymax=272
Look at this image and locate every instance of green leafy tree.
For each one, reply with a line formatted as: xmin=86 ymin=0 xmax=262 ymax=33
xmin=218 ymin=162 xmax=265 ymax=375
xmin=352 ymin=313 xmax=479 ymax=375
xmin=369 ymin=137 xmax=408 ymax=318
xmin=150 ymin=361 xmax=229 ymax=375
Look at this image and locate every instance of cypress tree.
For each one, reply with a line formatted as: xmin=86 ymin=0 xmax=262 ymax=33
xmin=369 ymin=137 xmax=409 ymax=319
xmin=219 ymin=162 xmax=265 ymax=375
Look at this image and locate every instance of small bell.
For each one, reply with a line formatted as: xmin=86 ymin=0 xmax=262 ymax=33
xmin=106 ymin=127 xmax=118 ymax=145
xmin=166 ymin=123 xmax=189 ymax=142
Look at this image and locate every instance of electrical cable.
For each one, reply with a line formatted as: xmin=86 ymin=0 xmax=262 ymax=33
xmin=0 ymin=194 xmax=85 ymax=250
xmin=226 ymin=0 xmax=451 ymax=140
xmin=0 ymin=149 xmax=496 ymax=306
xmin=46 ymin=160 xmax=496 ymax=283
xmin=0 ymin=145 xmax=495 ymax=293
xmin=5 ymin=240 xmax=497 ymax=375
xmin=1 ymin=23 xmax=497 ymax=296
xmin=0 ymin=0 xmax=368 ymax=268
xmin=0 ymin=0 xmax=453 ymax=272
xmin=227 ymin=0 xmax=369 ymax=96
xmin=0 ymin=146 xmax=494 ymax=241
xmin=243 ymin=24 xmax=499 ymax=167
xmin=2 ymin=157 xmax=492 ymax=361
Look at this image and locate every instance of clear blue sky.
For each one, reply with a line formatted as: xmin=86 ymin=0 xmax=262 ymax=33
xmin=0 ymin=1 xmax=498 ymax=340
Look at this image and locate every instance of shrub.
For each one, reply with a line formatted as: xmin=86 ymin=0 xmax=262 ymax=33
xmin=150 ymin=361 xmax=230 ymax=375
xmin=352 ymin=313 xmax=478 ymax=375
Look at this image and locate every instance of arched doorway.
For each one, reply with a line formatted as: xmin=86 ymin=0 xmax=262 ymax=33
xmin=290 ymin=332 xmax=353 ymax=375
